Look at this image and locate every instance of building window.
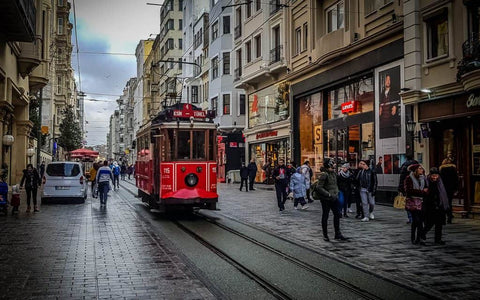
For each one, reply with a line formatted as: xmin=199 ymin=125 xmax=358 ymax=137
xmin=255 ymin=35 xmax=261 ymax=58
xmin=179 ymin=19 xmax=183 ymax=30
xmin=58 ymin=17 xmax=64 ymax=35
xmin=212 ymin=21 xmax=219 ymax=40
xmin=223 ymin=94 xmax=231 ymax=115
xmin=58 ymin=0 xmax=64 ymax=6
xmin=303 ymin=23 xmax=308 ymax=50
xmin=167 ymin=38 xmax=174 ymax=50
xmin=223 ymin=16 xmax=231 ymax=34
xmin=295 ymin=27 xmax=301 ymax=55
xmin=167 ymin=19 xmax=174 ymax=30
xmin=212 ymin=57 xmax=219 ymax=79
xmin=246 ymin=40 xmax=252 ymax=63
xmin=239 ymin=94 xmax=246 ymax=115
xmin=192 ymin=86 xmax=199 ymax=103
xmin=326 ymin=1 xmax=344 ymax=33
xmin=256 ymin=0 xmax=261 ymax=11
xmin=212 ymin=96 xmax=218 ymax=113
xmin=426 ymin=10 xmax=449 ymax=59
xmin=179 ymin=38 xmax=183 ymax=49
xmin=365 ymin=0 xmax=389 ymax=15
xmin=57 ymin=76 xmax=62 ymax=94
xmin=223 ymin=52 xmax=230 ymax=75
xmin=246 ymin=1 xmax=252 ymax=18
xmin=178 ymin=58 xmax=182 ymax=70
xmin=167 ymin=58 xmax=174 ymax=69
xmin=179 ymin=0 xmax=183 ymax=11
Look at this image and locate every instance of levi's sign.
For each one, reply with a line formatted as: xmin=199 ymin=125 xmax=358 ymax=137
xmin=341 ymin=101 xmax=357 ymax=113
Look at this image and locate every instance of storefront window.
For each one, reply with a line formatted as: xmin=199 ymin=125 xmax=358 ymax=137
xmin=327 ymin=76 xmax=374 ymax=119
xmin=299 ymin=93 xmax=323 ymax=175
xmin=249 ymin=139 xmax=290 ymax=183
xmin=248 ymin=82 xmax=290 ymax=128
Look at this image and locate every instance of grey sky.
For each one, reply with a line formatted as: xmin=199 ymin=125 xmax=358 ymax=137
xmin=71 ymin=0 xmax=161 ymax=145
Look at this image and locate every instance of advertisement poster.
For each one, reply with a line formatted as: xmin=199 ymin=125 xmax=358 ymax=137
xmin=375 ymin=61 xmax=405 ymax=188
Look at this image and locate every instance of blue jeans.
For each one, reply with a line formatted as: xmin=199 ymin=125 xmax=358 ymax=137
xmin=98 ymin=182 xmax=110 ymax=204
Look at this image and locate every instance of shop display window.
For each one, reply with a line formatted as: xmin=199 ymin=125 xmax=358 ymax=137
xmin=249 ymin=139 xmax=290 ymax=183
xmin=299 ymin=93 xmax=323 ymax=176
xmin=327 ymin=76 xmax=374 ymax=119
xmin=248 ymin=82 xmax=290 ymax=128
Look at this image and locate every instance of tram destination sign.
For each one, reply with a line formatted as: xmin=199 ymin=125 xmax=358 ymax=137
xmin=173 ymin=103 xmax=206 ymax=118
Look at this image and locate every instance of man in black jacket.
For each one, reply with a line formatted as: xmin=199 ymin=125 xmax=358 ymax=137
xmin=272 ymin=159 xmax=288 ymax=211
xmin=239 ymin=162 xmax=249 ymax=192
xmin=247 ymin=159 xmax=257 ymax=191
xmin=357 ymin=160 xmax=378 ymax=222
xmin=315 ymin=158 xmax=346 ymax=241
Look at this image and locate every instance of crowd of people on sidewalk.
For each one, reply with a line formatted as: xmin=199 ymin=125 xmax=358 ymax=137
xmin=244 ymin=155 xmax=458 ymax=245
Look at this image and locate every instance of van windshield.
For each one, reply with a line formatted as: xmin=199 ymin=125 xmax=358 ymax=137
xmin=46 ymin=163 xmax=81 ymax=177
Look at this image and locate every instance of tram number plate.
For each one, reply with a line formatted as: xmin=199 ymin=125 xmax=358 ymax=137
xmin=55 ymin=186 xmax=69 ymax=190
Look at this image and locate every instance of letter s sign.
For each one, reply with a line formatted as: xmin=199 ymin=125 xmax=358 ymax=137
xmin=314 ymin=125 xmax=322 ymax=144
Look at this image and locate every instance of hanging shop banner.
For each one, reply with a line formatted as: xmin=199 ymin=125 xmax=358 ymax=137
xmin=375 ymin=60 xmax=406 ymax=188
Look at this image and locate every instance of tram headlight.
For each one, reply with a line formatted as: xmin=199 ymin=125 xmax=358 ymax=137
xmin=185 ymin=173 xmax=199 ymax=187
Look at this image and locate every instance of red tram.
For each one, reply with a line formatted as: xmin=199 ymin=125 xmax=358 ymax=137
xmin=135 ymin=103 xmax=218 ymax=211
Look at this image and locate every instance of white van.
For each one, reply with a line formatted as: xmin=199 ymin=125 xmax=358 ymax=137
xmin=41 ymin=162 xmax=87 ymax=203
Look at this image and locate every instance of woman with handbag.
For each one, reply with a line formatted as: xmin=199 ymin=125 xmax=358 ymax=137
xmin=404 ymin=164 xmax=428 ymax=245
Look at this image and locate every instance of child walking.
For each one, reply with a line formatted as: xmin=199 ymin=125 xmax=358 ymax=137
xmin=289 ymin=167 xmax=310 ymax=210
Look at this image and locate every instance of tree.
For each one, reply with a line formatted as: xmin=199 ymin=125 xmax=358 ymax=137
xmin=58 ymin=105 xmax=82 ymax=152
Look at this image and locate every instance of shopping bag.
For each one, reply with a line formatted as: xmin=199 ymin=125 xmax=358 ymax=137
xmin=393 ymin=193 xmax=406 ymax=209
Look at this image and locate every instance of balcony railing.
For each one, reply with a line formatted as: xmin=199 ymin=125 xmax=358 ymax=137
xmin=457 ymin=33 xmax=480 ymax=81
xmin=270 ymin=0 xmax=282 ymax=15
xmin=269 ymin=45 xmax=283 ymax=65
xmin=234 ymin=67 xmax=242 ymax=81
xmin=17 ymin=36 xmax=42 ymax=77
xmin=0 ymin=0 xmax=36 ymax=42
xmin=234 ymin=25 xmax=242 ymax=40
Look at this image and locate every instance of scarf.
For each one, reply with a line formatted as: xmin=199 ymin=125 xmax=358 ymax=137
xmin=409 ymin=173 xmax=425 ymax=190
xmin=339 ymin=169 xmax=351 ymax=178
xmin=431 ymin=177 xmax=450 ymax=210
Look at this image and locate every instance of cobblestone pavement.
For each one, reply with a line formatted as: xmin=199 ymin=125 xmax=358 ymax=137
xmin=0 ymin=187 xmax=214 ymax=299
xmin=214 ymin=182 xmax=480 ymax=300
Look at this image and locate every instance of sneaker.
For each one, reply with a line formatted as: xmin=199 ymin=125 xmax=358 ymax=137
xmin=34 ymin=206 xmax=39 ymax=212
xmin=26 ymin=206 xmax=31 ymax=213
xmin=301 ymin=205 xmax=309 ymax=210
xmin=361 ymin=217 xmax=369 ymax=222
xmin=348 ymin=208 xmax=353 ymax=213
xmin=294 ymin=206 xmax=298 ymax=210
xmin=369 ymin=213 xmax=375 ymax=220
xmin=307 ymin=199 xmax=314 ymax=203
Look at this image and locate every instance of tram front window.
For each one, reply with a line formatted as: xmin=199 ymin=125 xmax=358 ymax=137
xmin=192 ymin=131 xmax=205 ymax=159
xmin=177 ymin=131 xmax=190 ymax=159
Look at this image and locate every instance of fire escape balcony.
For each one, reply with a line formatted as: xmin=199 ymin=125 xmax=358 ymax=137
xmin=17 ymin=35 xmax=42 ymax=78
xmin=0 ymin=0 xmax=36 ymax=42
xmin=457 ymin=33 xmax=480 ymax=91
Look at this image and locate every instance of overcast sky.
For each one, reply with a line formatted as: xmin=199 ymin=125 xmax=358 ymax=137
xmin=71 ymin=0 xmax=162 ymax=146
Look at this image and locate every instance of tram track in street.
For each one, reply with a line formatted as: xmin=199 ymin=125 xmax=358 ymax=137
xmin=118 ymin=181 xmax=433 ymax=299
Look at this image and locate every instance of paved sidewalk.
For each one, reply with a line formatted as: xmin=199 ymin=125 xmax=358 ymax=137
xmin=0 ymin=187 xmax=214 ymax=299
xmin=216 ymin=182 xmax=480 ymax=300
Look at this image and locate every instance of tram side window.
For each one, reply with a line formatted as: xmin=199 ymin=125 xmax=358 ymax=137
xmin=208 ymin=130 xmax=215 ymax=161
xmin=192 ymin=131 xmax=206 ymax=159
xmin=177 ymin=131 xmax=191 ymax=159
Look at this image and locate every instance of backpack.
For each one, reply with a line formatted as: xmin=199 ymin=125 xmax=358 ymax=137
xmin=113 ymin=166 xmax=120 ymax=176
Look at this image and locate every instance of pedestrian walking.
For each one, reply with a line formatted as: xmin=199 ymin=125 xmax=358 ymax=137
xmin=404 ymin=164 xmax=428 ymax=245
xmin=313 ymin=158 xmax=346 ymax=241
xmin=439 ymin=157 xmax=458 ymax=224
xmin=89 ymin=163 xmax=99 ymax=198
xmin=247 ymin=159 xmax=257 ymax=191
xmin=239 ymin=162 xmax=249 ymax=192
xmin=357 ymin=160 xmax=377 ymax=222
xmin=96 ymin=161 xmax=113 ymax=207
xmin=0 ymin=163 xmax=8 ymax=182
xmin=121 ymin=163 xmax=127 ymax=181
xmin=272 ymin=159 xmax=288 ymax=211
xmin=301 ymin=160 xmax=314 ymax=203
xmin=289 ymin=167 xmax=309 ymax=210
xmin=424 ymin=167 xmax=449 ymax=245
xmin=39 ymin=161 xmax=45 ymax=179
xmin=399 ymin=155 xmax=419 ymax=224
xmin=337 ymin=163 xmax=353 ymax=217
xmin=111 ymin=161 xmax=120 ymax=190
xmin=127 ymin=164 xmax=134 ymax=180
xmin=20 ymin=163 xmax=41 ymax=212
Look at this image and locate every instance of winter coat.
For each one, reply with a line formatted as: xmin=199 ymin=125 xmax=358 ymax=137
xmin=337 ymin=170 xmax=353 ymax=193
xmin=272 ymin=165 xmax=288 ymax=185
xmin=404 ymin=174 xmax=428 ymax=199
xmin=289 ymin=172 xmax=309 ymax=198
xmin=240 ymin=166 xmax=249 ymax=179
xmin=356 ymin=168 xmax=378 ymax=194
xmin=247 ymin=162 xmax=257 ymax=178
xmin=20 ymin=169 xmax=41 ymax=189
xmin=0 ymin=181 xmax=8 ymax=202
xmin=398 ymin=159 xmax=418 ymax=193
xmin=439 ymin=163 xmax=458 ymax=197
xmin=300 ymin=164 xmax=311 ymax=182
xmin=313 ymin=169 xmax=338 ymax=201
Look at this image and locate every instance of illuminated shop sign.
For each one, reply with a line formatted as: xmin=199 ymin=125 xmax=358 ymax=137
xmin=256 ymin=131 xmax=278 ymax=139
xmin=341 ymin=100 xmax=358 ymax=113
xmin=467 ymin=93 xmax=480 ymax=108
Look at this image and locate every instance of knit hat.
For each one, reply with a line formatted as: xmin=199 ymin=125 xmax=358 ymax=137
xmin=341 ymin=163 xmax=350 ymax=168
xmin=429 ymin=167 xmax=440 ymax=175
xmin=323 ymin=158 xmax=335 ymax=168
xmin=296 ymin=167 xmax=302 ymax=173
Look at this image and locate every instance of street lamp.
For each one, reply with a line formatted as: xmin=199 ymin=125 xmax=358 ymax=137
xmin=2 ymin=135 xmax=14 ymax=148
xmin=406 ymin=120 xmax=422 ymax=142
xmin=27 ymin=148 xmax=35 ymax=163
